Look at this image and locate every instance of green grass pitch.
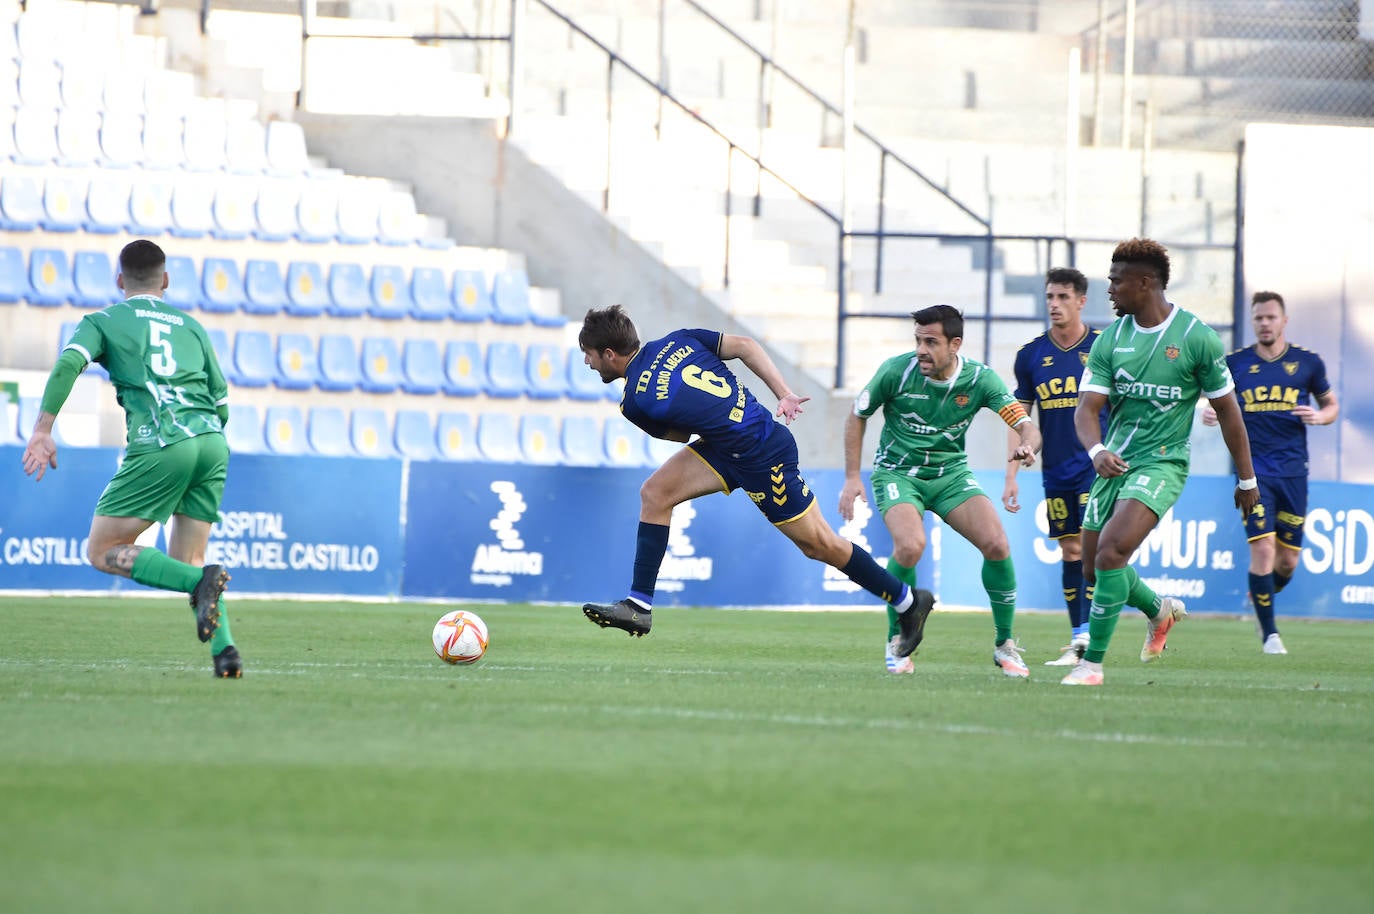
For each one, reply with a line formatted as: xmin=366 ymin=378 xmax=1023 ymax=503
xmin=2 ymin=596 xmax=1371 ymax=914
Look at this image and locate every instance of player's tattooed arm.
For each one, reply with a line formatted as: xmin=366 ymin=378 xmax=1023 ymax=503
xmin=103 ymin=544 xmax=144 ymax=576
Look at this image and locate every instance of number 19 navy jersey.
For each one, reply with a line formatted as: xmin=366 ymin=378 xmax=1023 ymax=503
xmin=1012 ymin=328 xmax=1105 ymax=490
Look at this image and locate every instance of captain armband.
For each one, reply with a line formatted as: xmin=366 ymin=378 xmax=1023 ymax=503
xmin=998 ymin=401 xmax=1029 ymax=429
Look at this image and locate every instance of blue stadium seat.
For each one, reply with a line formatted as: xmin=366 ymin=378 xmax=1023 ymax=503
xmin=224 ymin=404 xmax=266 ymax=454
xmin=605 ymin=376 xmax=627 ymax=402
xmin=284 ymin=261 xmax=329 ymax=317
xmin=0 ymin=174 xmax=42 ymax=231
xmin=603 ymin=414 xmax=650 ymax=467
xmin=28 ymin=248 xmax=74 ymax=307
xmin=451 ymin=269 xmax=492 ymax=323
xmin=350 ymin=408 xmax=395 ymax=458
xmin=400 ymin=339 xmax=443 ymax=395
xmin=128 ymin=177 xmax=174 ymax=236
xmin=377 ymin=189 xmax=419 ymax=246
xmin=39 ymin=175 xmax=84 ymax=232
xmin=254 ymin=177 xmax=299 ymax=242
xmin=394 ymin=409 xmax=437 ymax=460
xmin=529 ymin=289 xmax=568 ymax=328
xmin=206 ymin=327 xmax=239 ymax=385
xmin=490 ymin=269 xmax=532 ymax=325
xmin=101 ymin=69 xmax=146 ymax=116
xmin=142 ymin=111 xmax=185 ymax=170
xmin=359 ymin=336 xmax=402 ymax=393
xmin=296 ymin=179 xmax=338 ymax=244
xmin=225 ymin=117 xmax=267 ymax=175
xmin=72 ymin=251 xmax=114 ymax=309
xmin=169 ymin=176 xmax=215 ymax=238
xmin=12 ymin=105 xmax=58 ymax=165
xmin=265 ymin=119 xmax=309 ymax=176
xmin=84 ymin=174 xmax=131 ymax=233
xmin=519 ymin=414 xmax=563 ymax=465
xmin=565 ymin=346 xmax=605 ymax=401
xmin=232 ymin=329 xmax=275 ymax=387
xmin=306 ymin=407 xmax=353 ymax=456
xmin=273 ymin=333 xmax=318 ymax=390
xmin=484 ymin=341 xmax=526 ymax=398
xmin=368 ymin=264 xmax=412 ymax=320
xmin=17 ymin=59 xmax=60 ymax=108
xmin=410 ymin=266 xmax=451 ymax=321
xmin=335 ymin=181 xmax=379 ymax=244
xmin=316 ymin=334 xmax=361 ymax=392
xmin=525 ymin=343 xmax=568 ymax=400
xmin=201 ymin=257 xmax=245 ymax=313
xmin=263 ymin=405 xmax=308 ymax=455
xmin=435 ymin=411 xmax=478 ymax=461
xmin=182 ymin=104 xmax=228 ymax=172
xmin=560 ymin=415 xmax=604 ymax=466
xmin=163 ymin=255 xmax=200 ymax=312
xmin=243 ymin=259 xmax=287 ymax=315
xmin=476 ymin=412 xmax=520 ymax=462
xmin=58 ymin=321 xmax=108 ymax=381
xmin=59 ymin=59 xmax=103 ymax=112
xmin=327 ymin=262 xmax=369 ymax=318
xmin=441 ymin=340 xmax=485 ymax=397
xmin=98 ymin=110 xmax=143 ymax=169
xmin=0 ymin=246 xmax=28 ymax=303
xmin=55 ymin=108 xmax=101 ymax=167
xmin=211 ymin=178 xmax=256 ymax=240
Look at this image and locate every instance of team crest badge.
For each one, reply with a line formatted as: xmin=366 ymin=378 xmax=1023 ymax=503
xmin=955 ymin=394 xmax=969 ymax=407
xmin=1165 ymin=345 xmax=1180 ymax=361
xmin=1283 ymin=361 xmax=1299 ymax=376
xmin=1079 ymin=352 xmax=1089 ymax=365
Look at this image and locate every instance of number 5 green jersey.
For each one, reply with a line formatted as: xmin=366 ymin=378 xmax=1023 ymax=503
xmin=854 ymin=353 xmax=1027 ymax=479
xmin=1080 ymin=304 xmax=1232 ymax=468
xmin=64 ymin=294 xmax=228 ymax=454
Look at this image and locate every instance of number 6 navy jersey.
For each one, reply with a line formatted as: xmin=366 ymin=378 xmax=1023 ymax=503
xmin=620 ymin=328 xmax=776 ymax=455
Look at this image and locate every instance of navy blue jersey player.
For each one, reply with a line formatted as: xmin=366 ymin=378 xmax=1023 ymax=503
xmin=1203 ymin=291 xmax=1339 ymax=654
xmin=577 ymin=305 xmax=933 ymax=651
xmin=1003 ymin=267 xmax=1108 ymax=665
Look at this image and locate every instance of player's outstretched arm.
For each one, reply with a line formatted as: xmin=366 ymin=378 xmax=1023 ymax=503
xmin=719 ymin=333 xmax=809 ymax=423
xmin=22 ymin=412 xmax=59 ymax=482
xmin=1210 ymin=391 xmax=1261 ymax=514
xmin=838 ymin=412 xmax=868 ymax=522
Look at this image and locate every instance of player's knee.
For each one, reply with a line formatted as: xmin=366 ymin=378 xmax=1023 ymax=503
xmin=891 ymin=541 xmax=925 ymax=567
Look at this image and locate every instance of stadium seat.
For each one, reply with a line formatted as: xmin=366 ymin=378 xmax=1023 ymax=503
xmin=394 ymin=409 xmax=438 ymax=460
xmin=243 ymin=259 xmax=288 ymax=316
xmin=484 ymin=341 xmax=526 ymax=398
xmin=409 ymin=266 xmax=452 ymax=321
xmin=142 ymin=111 xmax=185 ymax=170
xmin=525 ymin=344 xmax=568 ymax=400
xmin=101 ymin=70 xmax=146 ymax=116
xmin=144 ymin=70 xmax=195 ymax=117
xmin=263 ymin=405 xmax=308 ymax=455
xmin=58 ymin=59 xmax=103 ymax=112
xmin=182 ymin=104 xmax=228 ymax=171
xmin=28 ymin=248 xmax=74 ymax=307
xmin=232 ymin=329 xmax=275 ymax=387
xmin=359 ymin=336 xmax=402 ymax=393
xmin=12 ymin=105 xmax=58 ymax=165
xmin=225 ymin=117 xmax=267 ymax=174
xmin=206 ymin=327 xmax=239 ymax=385
xmin=163 ymin=255 xmax=201 ymax=312
xmin=84 ymin=173 xmax=131 ymax=233
xmin=435 ymin=411 xmax=478 ymax=461
xmin=316 ymin=334 xmax=361 ymax=392
xmin=55 ymin=107 xmax=101 ymax=166
xmin=0 ymin=246 xmax=28 ymax=303
xmin=401 ymin=338 xmax=443 ymax=395
xmin=306 ymin=407 xmax=353 ymax=456
xmin=58 ymin=320 xmax=108 ymax=381
xmin=368 ymin=264 xmax=412 ymax=320
xmin=564 ymin=346 xmax=605 ymax=400
xmin=39 ymin=174 xmax=84 ymax=232
xmin=603 ymin=415 xmax=650 ymax=467
xmin=169 ymin=175 xmax=215 ymax=239
xmin=377 ymin=189 xmax=420 ymax=245
xmin=605 ymin=376 xmax=626 ymax=402
xmin=519 ymin=414 xmax=563 ymax=465
xmin=490 ymin=270 xmax=532 ymax=325
xmin=441 ymin=340 xmax=485 ymax=397
xmin=254 ymin=177 xmax=300 ymax=242
xmin=210 ymin=177 xmax=256 ymax=240
xmin=560 ymin=415 xmax=604 ymax=466
xmin=528 ymin=286 xmax=568 ymax=328
xmin=284 ymin=261 xmax=329 ymax=317
xmin=0 ymin=173 xmax=42 ymax=231
xmin=17 ymin=59 xmax=61 ymax=108
xmin=350 ymin=408 xmax=395 ymax=458
xmin=201 ymin=257 xmax=245 ymax=313
xmin=475 ymin=412 xmax=520 ymax=463
xmin=327 ymin=262 xmax=370 ymax=318
xmin=296 ymin=179 xmax=338 ymax=243
xmin=72 ymin=251 xmax=114 ymax=309
xmin=98 ymin=110 xmax=143 ymax=168
xmin=265 ymin=119 xmax=309 ymax=175
xmin=0 ymin=106 xmax=16 ymax=162
xmin=335 ymin=180 xmax=379 ymax=244
xmin=224 ymin=404 xmax=266 ymax=454
xmin=451 ymin=269 xmax=492 ymax=323
xmin=273 ymin=332 xmax=318 ymax=390
xmin=128 ymin=176 xmax=174 ymax=235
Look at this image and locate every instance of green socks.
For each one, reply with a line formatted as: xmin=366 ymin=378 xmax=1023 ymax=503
xmin=982 ymin=556 xmax=1018 ymax=644
xmin=1084 ymin=566 xmax=1130 ymax=663
xmin=209 ymin=601 xmax=235 ymax=655
xmin=885 ymin=558 xmax=916 ymax=639
xmin=130 ymin=548 xmax=203 ymax=593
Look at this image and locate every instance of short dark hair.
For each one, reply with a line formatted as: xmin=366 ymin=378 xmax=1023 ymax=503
xmin=1251 ymin=290 xmax=1285 ymax=312
xmin=1110 ymin=237 xmax=1171 ymax=290
xmin=911 ymin=304 xmax=964 ymax=341
xmin=118 ymin=239 xmax=166 ymax=288
xmin=1046 ymin=266 xmax=1088 ymax=296
xmin=578 ymin=304 xmax=640 ymax=356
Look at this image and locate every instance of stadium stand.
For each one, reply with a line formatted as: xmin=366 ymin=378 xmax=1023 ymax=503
xmin=71 ymin=250 xmax=113 ymax=308
xmin=306 ymin=406 xmax=353 ymax=456
xmin=40 ymin=174 xmax=84 ymax=232
xmin=243 ymin=258 xmax=288 ymax=315
xmin=316 ymin=334 xmax=361 ymax=392
xmin=232 ymin=330 xmax=275 ymax=388
xmin=224 ymin=404 xmax=266 ymax=454
xmin=394 ymin=409 xmax=437 ymax=460
xmin=359 ymin=336 xmax=403 ymax=393
xmin=475 ymin=412 xmax=520 ymax=462
xmin=349 ymin=407 xmax=395 ymax=457
xmin=525 ymin=343 xmax=567 ymax=400
xmin=28 ymin=247 xmax=74 ymax=306
xmin=0 ymin=246 xmax=28 ymax=302
xmin=273 ymin=333 xmax=319 ymax=390
xmin=326 ymin=261 xmax=370 ymax=318
xmin=400 ymin=338 xmax=444 ymax=395
xmin=435 ymin=411 xmax=478 ymax=461
xmin=263 ymin=405 xmax=308 ymax=455
xmin=441 ymin=340 xmax=485 ymax=397
xmin=483 ymin=341 xmax=526 ymax=398
xmin=0 ymin=174 xmax=43 ymax=231
xmin=560 ymin=415 xmax=603 ymax=466
xmin=284 ymin=260 xmax=330 ymax=316
xmin=200 ymin=256 xmax=245 ymax=313
xmin=450 ymin=269 xmax=492 ymax=322
xmin=518 ymin=413 xmax=563 ymax=464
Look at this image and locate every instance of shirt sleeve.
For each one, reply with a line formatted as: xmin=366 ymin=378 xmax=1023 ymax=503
xmin=1011 ymin=344 xmax=1033 ymax=404
xmin=1196 ymin=327 xmax=1234 ymax=399
xmin=1309 ymin=352 xmax=1333 ymax=399
xmin=38 ymin=349 xmax=89 ymax=416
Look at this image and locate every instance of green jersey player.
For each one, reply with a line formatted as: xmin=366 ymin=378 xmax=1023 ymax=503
xmin=1061 ymin=238 xmax=1259 ymax=687
xmin=840 ymin=304 xmax=1042 ymax=679
xmin=21 ymin=240 xmax=240 ymax=678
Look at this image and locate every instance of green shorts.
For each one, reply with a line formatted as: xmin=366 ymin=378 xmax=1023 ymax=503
xmin=870 ymin=466 xmax=986 ymax=520
xmin=95 ymin=434 xmax=229 ymax=524
xmin=1082 ymin=459 xmax=1188 ymax=532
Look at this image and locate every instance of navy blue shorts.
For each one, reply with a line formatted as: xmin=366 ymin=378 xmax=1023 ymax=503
xmin=688 ymin=424 xmax=816 ymax=525
xmin=1245 ymin=475 xmax=1308 ymax=550
xmin=1043 ymin=487 xmax=1091 ymax=540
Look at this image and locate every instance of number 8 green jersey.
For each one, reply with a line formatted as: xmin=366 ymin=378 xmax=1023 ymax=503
xmin=1080 ymin=304 xmax=1232 ymax=468
xmin=64 ymin=294 xmax=229 ymax=454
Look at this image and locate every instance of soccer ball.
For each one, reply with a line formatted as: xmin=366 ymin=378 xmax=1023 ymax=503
xmin=432 ymin=610 xmax=489 ymax=664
